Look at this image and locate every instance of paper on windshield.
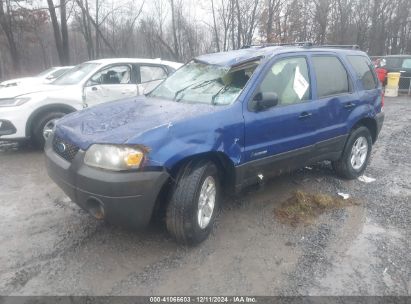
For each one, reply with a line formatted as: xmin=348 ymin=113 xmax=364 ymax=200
xmin=293 ymin=66 xmax=309 ymax=100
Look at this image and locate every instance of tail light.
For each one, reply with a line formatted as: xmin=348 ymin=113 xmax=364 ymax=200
xmin=381 ymin=91 xmax=384 ymax=109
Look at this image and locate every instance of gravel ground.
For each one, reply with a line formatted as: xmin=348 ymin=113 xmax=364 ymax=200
xmin=0 ymin=96 xmax=409 ymax=296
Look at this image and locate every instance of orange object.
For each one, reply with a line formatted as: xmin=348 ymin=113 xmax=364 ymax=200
xmin=375 ymin=68 xmax=387 ymax=83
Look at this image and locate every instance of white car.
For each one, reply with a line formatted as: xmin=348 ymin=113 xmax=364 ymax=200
xmin=0 ymin=58 xmax=182 ymax=148
xmin=0 ymin=66 xmax=74 ymax=88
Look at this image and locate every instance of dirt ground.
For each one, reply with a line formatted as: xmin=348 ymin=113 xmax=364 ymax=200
xmin=0 ymin=96 xmax=410 ymax=296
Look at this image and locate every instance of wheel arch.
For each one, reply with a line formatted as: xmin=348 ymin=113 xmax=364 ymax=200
xmin=25 ymin=104 xmax=77 ymax=138
xmin=168 ymin=151 xmax=236 ymax=191
xmin=150 ymin=151 xmax=236 ymax=222
xmin=352 ymin=116 xmax=378 ymax=143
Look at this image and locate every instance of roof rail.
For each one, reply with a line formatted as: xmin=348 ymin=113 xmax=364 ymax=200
xmin=241 ymin=43 xmax=360 ymax=50
xmin=317 ymin=44 xmax=360 ymax=49
xmin=241 ymin=41 xmax=313 ymax=49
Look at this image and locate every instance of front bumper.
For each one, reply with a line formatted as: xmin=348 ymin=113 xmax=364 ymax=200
xmin=0 ymin=106 xmax=29 ymax=139
xmin=0 ymin=119 xmax=17 ymax=136
xmin=45 ymin=135 xmax=170 ymax=228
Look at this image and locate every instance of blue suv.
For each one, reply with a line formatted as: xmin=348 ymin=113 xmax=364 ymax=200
xmin=45 ymin=45 xmax=384 ymax=244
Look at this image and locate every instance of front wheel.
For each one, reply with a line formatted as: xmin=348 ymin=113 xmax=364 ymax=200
xmin=332 ymin=126 xmax=372 ymax=179
xmin=166 ymin=160 xmax=220 ymax=245
xmin=31 ymin=112 xmax=66 ymax=149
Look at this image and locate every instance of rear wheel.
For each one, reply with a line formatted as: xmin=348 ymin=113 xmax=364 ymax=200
xmin=332 ymin=126 xmax=372 ymax=179
xmin=31 ymin=111 xmax=66 ymax=149
xmin=166 ymin=160 xmax=220 ymax=245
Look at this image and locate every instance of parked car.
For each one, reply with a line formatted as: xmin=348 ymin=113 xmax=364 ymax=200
xmin=377 ymin=55 xmax=411 ymax=90
xmin=45 ymin=46 xmax=384 ymax=244
xmin=0 ymin=58 xmax=182 ymax=148
xmin=0 ymin=66 xmax=74 ymax=88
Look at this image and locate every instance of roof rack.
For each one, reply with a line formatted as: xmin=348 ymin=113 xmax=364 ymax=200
xmin=241 ymin=42 xmax=313 ymax=49
xmin=318 ymin=44 xmax=360 ymax=49
xmin=241 ymin=43 xmax=360 ymax=50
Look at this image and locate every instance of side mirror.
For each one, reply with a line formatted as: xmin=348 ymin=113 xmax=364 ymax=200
xmin=253 ymin=92 xmax=278 ymax=111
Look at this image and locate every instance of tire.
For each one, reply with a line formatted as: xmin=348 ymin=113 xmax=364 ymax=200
xmin=166 ymin=160 xmax=220 ymax=245
xmin=31 ymin=111 xmax=66 ymax=149
xmin=332 ymin=126 xmax=372 ymax=179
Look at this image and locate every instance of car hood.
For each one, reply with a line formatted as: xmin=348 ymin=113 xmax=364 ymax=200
xmin=55 ymin=96 xmax=220 ymax=150
xmin=0 ymin=83 xmax=66 ymax=99
xmin=0 ymin=77 xmax=36 ymax=85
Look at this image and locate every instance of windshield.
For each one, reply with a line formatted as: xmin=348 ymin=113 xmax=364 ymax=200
xmin=148 ymin=61 xmax=259 ymax=105
xmin=37 ymin=68 xmax=56 ymax=77
xmin=47 ymin=68 xmax=72 ymax=79
xmin=52 ymin=63 xmax=100 ymax=85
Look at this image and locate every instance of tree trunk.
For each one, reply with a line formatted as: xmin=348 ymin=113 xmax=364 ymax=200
xmin=170 ymin=0 xmax=180 ymax=60
xmin=47 ymin=0 xmax=65 ymax=64
xmin=60 ymin=0 xmax=70 ymax=64
xmin=211 ymin=0 xmax=221 ymax=52
xmin=0 ymin=0 xmax=20 ymax=72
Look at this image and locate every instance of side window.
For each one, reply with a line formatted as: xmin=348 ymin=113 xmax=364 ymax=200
xmin=140 ymin=66 xmax=168 ymax=83
xmin=402 ymin=59 xmax=411 ymax=69
xmin=88 ymin=65 xmax=131 ymax=86
xmin=260 ymin=57 xmax=310 ymax=105
xmin=347 ymin=55 xmax=377 ymax=90
xmin=312 ymin=56 xmax=350 ymax=98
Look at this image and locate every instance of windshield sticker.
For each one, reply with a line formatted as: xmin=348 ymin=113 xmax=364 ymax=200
xmin=293 ymin=66 xmax=309 ymax=100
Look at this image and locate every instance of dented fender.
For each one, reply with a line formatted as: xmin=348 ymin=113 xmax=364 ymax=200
xmin=129 ymin=101 xmax=245 ymax=170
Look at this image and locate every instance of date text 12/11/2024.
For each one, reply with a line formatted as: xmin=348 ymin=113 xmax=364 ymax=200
xmin=149 ymin=297 xmax=257 ymax=303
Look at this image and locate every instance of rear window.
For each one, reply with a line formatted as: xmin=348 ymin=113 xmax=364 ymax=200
xmin=347 ymin=55 xmax=377 ymax=90
xmin=312 ymin=56 xmax=350 ymax=98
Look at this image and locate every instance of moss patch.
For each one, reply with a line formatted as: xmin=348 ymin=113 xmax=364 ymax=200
xmin=275 ymin=190 xmax=356 ymax=225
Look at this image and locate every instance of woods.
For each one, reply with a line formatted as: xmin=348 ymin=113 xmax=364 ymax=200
xmin=0 ymin=0 xmax=410 ymax=79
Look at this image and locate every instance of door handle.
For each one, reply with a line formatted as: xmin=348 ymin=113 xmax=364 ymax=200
xmin=299 ymin=112 xmax=312 ymax=119
xmin=92 ymin=86 xmax=98 ymax=91
xmin=344 ymin=102 xmax=356 ymax=110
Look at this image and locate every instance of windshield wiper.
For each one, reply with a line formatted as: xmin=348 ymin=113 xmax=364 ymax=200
xmin=173 ymin=78 xmax=219 ymax=101
xmin=210 ymin=85 xmax=229 ymax=105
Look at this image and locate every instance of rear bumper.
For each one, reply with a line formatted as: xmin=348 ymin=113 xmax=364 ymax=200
xmin=45 ymin=136 xmax=169 ymax=228
xmin=375 ymin=111 xmax=385 ymax=139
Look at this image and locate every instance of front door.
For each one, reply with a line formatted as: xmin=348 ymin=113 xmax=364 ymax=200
xmin=84 ymin=64 xmax=138 ymax=107
xmin=242 ymin=55 xmax=318 ymax=182
xmin=137 ymin=65 xmax=169 ymax=94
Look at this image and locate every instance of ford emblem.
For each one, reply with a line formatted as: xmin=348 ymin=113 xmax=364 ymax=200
xmin=57 ymin=142 xmax=66 ymax=153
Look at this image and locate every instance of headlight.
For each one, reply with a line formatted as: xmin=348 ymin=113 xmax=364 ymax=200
xmin=84 ymin=144 xmax=144 ymax=171
xmin=0 ymin=97 xmax=31 ymax=107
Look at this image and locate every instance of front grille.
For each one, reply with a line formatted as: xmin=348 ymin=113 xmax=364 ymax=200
xmin=52 ymin=135 xmax=79 ymax=162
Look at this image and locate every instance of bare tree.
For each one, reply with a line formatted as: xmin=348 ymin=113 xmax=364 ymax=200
xmin=0 ymin=0 xmax=20 ymax=72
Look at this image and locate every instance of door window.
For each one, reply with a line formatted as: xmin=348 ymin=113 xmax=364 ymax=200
xmin=347 ymin=55 xmax=377 ymax=90
xmin=140 ymin=66 xmax=167 ymax=83
xmin=87 ymin=65 xmax=131 ymax=86
xmin=312 ymin=56 xmax=350 ymax=98
xmin=402 ymin=59 xmax=411 ymax=69
xmin=259 ymin=57 xmax=310 ymax=105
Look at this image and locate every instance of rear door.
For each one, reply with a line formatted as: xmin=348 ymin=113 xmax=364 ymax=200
xmin=242 ymin=54 xmax=319 ymax=181
xmin=309 ymin=54 xmax=358 ymax=157
xmin=84 ymin=64 xmax=138 ymax=107
xmin=346 ymin=55 xmax=380 ymax=111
